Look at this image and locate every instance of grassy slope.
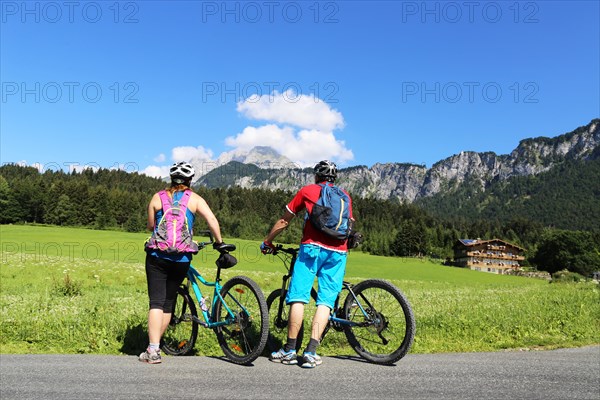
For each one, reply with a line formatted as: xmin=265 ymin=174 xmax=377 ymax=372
xmin=1 ymin=225 xmax=598 ymax=356
xmin=1 ymin=224 xmax=541 ymax=285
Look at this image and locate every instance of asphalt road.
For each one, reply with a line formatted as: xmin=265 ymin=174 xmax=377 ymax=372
xmin=1 ymin=346 xmax=598 ymax=399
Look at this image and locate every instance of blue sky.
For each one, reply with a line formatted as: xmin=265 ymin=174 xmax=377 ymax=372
xmin=1 ymin=0 xmax=599 ymax=177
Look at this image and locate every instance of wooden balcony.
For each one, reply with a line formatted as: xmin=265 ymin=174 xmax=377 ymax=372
xmin=466 ymin=251 xmax=525 ymax=261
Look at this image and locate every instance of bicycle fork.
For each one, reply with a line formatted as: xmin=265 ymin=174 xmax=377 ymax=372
xmin=274 ymin=273 xmax=291 ymax=329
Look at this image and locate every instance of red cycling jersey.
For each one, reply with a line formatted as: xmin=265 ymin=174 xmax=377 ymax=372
xmin=286 ymin=182 xmax=353 ymax=252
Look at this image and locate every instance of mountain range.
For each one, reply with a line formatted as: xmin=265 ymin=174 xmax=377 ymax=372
xmin=196 ymin=119 xmax=600 ymax=204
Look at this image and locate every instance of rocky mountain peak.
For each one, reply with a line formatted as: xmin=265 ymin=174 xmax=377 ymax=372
xmin=216 ymin=146 xmax=295 ymax=169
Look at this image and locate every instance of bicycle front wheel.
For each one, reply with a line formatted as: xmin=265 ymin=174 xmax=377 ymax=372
xmin=266 ymin=289 xmax=304 ymax=353
xmin=161 ymin=286 xmax=199 ymax=356
xmin=212 ymin=276 xmax=269 ymax=365
xmin=343 ymin=279 xmax=415 ymax=364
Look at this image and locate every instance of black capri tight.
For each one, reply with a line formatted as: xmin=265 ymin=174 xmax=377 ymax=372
xmin=145 ymin=254 xmax=190 ymax=311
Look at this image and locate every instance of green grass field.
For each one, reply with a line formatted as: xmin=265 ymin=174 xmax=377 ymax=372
xmin=1 ymin=224 xmax=599 ymax=357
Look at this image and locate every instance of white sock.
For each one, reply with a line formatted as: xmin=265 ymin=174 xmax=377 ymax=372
xmin=149 ymin=343 xmax=160 ymax=352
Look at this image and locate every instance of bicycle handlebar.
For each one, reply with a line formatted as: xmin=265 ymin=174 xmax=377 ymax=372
xmin=196 ymin=230 xmax=214 ymax=248
xmin=272 ymin=244 xmax=298 ymax=256
xmin=196 ymin=230 xmax=237 ymax=253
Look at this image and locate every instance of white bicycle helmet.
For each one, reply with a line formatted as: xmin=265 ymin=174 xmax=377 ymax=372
xmin=313 ymin=160 xmax=337 ymax=182
xmin=169 ymin=162 xmax=195 ymax=183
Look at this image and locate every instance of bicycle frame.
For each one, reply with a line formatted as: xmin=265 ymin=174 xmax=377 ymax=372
xmin=329 ymin=283 xmax=371 ymax=328
xmin=274 ymin=246 xmax=374 ymax=327
xmin=184 ymin=265 xmax=246 ymax=329
xmin=175 ymin=230 xmax=250 ymax=330
xmin=272 ymin=250 xmax=296 ymax=329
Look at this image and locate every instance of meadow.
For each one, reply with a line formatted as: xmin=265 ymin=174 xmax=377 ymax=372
xmin=1 ymin=225 xmax=598 ymax=357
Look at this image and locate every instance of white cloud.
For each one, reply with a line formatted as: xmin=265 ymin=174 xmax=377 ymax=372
xmin=141 ymin=165 xmax=170 ymax=179
xmin=141 ymin=90 xmax=353 ymax=176
xmin=287 ymin=129 xmax=353 ymax=165
xmin=172 ymin=146 xmax=213 ymax=162
xmin=142 ymin=146 xmax=215 ymax=179
xmin=237 ymin=90 xmax=345 ymax=132
xmin=229 ymin=90 xmax=352 ymax=165
xmin=225 ymin=124 xmax=353 ymax=167
xmin=225 ymin=124 xmax=295 ymax=152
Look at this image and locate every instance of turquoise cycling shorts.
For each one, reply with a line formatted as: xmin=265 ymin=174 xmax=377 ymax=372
xmin=286 ymin=244 xmax=347 ymax=309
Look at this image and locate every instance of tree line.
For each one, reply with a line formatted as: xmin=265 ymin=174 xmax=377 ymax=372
xmin=416 ymin=152 xmax=600 ymax=232
xmin=1 ymin=164 xmax=598 ymax=276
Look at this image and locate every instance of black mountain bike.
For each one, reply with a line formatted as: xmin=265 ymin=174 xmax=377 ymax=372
xmin=266 ymin=245 xmax=416 ymax=365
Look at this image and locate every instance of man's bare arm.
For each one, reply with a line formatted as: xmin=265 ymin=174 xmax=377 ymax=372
xmin=264 ymin=209 xmax=295 ymax=243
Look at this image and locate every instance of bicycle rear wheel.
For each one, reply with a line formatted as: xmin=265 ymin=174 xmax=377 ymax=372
xmin=161 ymin=286 xmax=198 ymax=356
xmin=266 ymin=289 xmax=304 ymax=353
xmin=212 ymin=276 xmax=269 ymax=365
xmin=343 ymin=279 xmax=415 ymax=364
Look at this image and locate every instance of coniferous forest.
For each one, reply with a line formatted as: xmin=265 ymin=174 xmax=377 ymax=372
xmin=1 ymin=164 xmax=599 ymax=277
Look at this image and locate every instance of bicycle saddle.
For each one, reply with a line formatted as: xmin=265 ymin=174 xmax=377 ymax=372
xmin=213 ymin=242 xmax=236 ymax=253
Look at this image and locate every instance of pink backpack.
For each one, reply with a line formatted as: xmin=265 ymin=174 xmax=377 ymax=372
xmin=145 ymin=190 xmax=199 ymax=254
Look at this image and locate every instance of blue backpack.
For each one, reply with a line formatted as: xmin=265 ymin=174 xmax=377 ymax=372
xmin=307 ymin=183 xmax=351 ymax=240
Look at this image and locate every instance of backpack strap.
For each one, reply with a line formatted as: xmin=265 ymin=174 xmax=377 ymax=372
xmin=177 ymin=190 xmax=192 ymax=209
xmin=158 ymin=190 xmax=171 ymax=209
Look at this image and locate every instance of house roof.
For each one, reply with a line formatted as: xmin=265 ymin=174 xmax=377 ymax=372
xmin=456 ymin=238 xmax=526 ymax=252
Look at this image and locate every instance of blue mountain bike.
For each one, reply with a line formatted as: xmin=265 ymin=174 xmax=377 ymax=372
xmin=161 ymin=231 xmax=269 ymax=365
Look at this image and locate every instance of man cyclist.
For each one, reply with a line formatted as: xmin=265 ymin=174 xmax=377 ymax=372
xmin=261 ymin=160 xmax=354 ymax=368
